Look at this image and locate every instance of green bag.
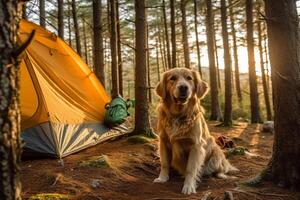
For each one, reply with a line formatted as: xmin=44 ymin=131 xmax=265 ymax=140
xmin=104 ymin=97 xmax=131 ymax=127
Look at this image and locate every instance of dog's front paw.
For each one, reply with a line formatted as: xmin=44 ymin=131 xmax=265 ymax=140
xmin=153 ymin=175 xmax=169 ymax=183
xmin=181 ymin=183 xmax=196 ymax=195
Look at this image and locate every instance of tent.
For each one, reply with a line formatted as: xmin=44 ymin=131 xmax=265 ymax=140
xmin=19 ymin=20 xmax=124 ymax=158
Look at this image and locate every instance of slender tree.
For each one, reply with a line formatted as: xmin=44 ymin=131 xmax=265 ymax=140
xmin=110 ymin=0 xmax=119 ymax=98
xmin=170 ymin=0 xmax=176 ymax=68
xmin=205 ymin=0 xmax=223 ymax=121
xmin=220 ymin=0 xmax=232 ymax=126
xmin=229 ymin=0 xmax=242 ymax=103
xmin=193 ymin=0 xmax=202 ymax=75
xmin=133 ymin=0 xmax=154 ymax=137
xmin=257 ymin=8 xmax=272 ymax=120
xmin=93 ymin=0 xmax=105 ymax=86
xmin=162 ymin=0 xmax=171 ymax=69
xmin=246 ymin=0 xmax=261 ymax=123
xmin=180 ymin=0 xmax=191 ymax=69
xmin=214 ymin=27 xmax=221 ymax=89
xmin=116 ymin=0 xmax=123 ymax=96
xmin=39 ymin=0 xmax=46 ymax=27
xmin=82 ymin=19 xmax=89 ymax=65
xmin=248 ymin=0 xmax=300 ymax=190
xmin=0 ymin=1 xmax=23 ymax=199
xmin=23 ymin=2 xmax=27 ymax=19
xmin=72 ymin=0 xmax=82 ymax=56
xmin=58 ymin=0 xmax=64 ymax=39
xmin=68 ymin=1 xmax=72 ymax=47
xmin=146 ymin=24 xmax=152 ymax=103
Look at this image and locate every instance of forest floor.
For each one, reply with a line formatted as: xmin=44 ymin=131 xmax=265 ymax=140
xmin=20 ymin=121 xmax=300 ymax=200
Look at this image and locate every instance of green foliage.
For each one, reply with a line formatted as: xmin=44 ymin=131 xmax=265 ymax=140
xmin=28 ymin=193 xmax=69 ymax=200
xmin=79 ymin=155 xmax=111 ymax=168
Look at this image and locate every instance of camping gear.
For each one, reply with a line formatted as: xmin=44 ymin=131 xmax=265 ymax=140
xmin=19 ymin=20 xmax=127 ymax=158
xmin=104 ymin=97 xmax=130 ymax=127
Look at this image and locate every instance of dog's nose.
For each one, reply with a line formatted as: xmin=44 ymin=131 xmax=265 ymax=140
xmin=179 ymin=85 xmax=188 ymax=94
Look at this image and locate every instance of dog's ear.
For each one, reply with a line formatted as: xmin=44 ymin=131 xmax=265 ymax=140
xmin=156 ymin=72 xmax=168 ymax=99
xmin=192 ymin=70 xmax=209 ymax=99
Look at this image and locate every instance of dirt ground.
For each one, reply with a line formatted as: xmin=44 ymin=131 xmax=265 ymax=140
xmin=20 ymin=121 xmax=300 ymax=200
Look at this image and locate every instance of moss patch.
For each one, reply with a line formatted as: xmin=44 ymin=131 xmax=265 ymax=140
xmin=79 ymin=155 xmax=111 ymax=168
xmin=28 ymin=193 xmax=69 ymax=200
xmin=127 ymin=135 xmax=152 ymax=144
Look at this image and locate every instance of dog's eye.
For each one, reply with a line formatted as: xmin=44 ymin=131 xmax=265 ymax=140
xmin=186 ymin=76 xmax=193 ymax=81
xmin=170 ymin=76 xmax=177 ymax=81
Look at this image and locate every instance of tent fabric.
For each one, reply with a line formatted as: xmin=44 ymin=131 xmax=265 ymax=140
xmin=19 ymin=20 xmax=125 ymax=158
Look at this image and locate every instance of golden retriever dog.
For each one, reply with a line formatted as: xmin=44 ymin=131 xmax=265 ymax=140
xmin=154 ymin=68 xmax=238 ymax=195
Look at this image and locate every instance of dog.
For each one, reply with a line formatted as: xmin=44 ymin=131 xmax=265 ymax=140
xmin=153 ymin=68 xmax=238 ymax=195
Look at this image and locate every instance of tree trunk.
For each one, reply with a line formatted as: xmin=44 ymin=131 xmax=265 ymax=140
xmin=23 ymin=2 xmax=27 ymax=19
xmin=253 ymin=0 xmax=300 ymax=190
xmin=229 ymin=0 xmax=242 ymax=103
xmin=58 ymin=0 xmax=64 ymax=39
xmin=170 ymin=0 xmax=176 ymax=68
xmin=156 ymin=37 xmax=161 ymax=81
xmin=68 ymin=1 xmax=72 ymax=47
xmin=263 ymin=33 xmax=271 ymax=91
xmin=0 ymin=1 xmax=23 ymax=199
xmin=162 ymin=0 xmax=171 ymax=69
xmin=246 ymin=0 xmax=261 ymax=123
xmin=161 ymin=24 xmax=168 ymax=71
xmin=180 ymin=0 xmax=191 ymax=69
xmin=158 ymin=28 xmax=166 ymax=72
xmin=146 ymin=23 xmax=152 ymax=104
xmin=93 ymin=0 xmax=105 ymax=87
xmin=257 ymin=11 xmax=272 ymax=121
xmin=221 ymin=0 xmax=232 ymax=126
xmin=39 ymin=0 xmax=46 ymax=27
xmin=133 ymin=0 xmax=154 ymax=137
xmin=116 ymin=0 xmax=123 ymax=96
xmin=205 ymin=0 xmax=223 ymax=121
xmin=82 ymin=19 xmax=89 ymax=65
xmin=110 ymin=0 xmax=119 ymax=98
xmin=193 ymin=0 xmax=202 ymax=76
xmin=72 ymin=0 xmax=82 ymax=56
xmin=214 ymin=27 xmax=221 ymax=89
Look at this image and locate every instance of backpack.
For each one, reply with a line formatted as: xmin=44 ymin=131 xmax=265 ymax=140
xmin=104 ymin=97 xmax=131 ymax=127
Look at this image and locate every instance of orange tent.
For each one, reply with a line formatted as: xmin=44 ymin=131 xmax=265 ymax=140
xmin=19 ymin=20 xmax=121 ymax=158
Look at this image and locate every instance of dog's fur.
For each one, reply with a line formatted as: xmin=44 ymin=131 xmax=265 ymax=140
xmin=154 ymin=68 xmax=238 ymax=195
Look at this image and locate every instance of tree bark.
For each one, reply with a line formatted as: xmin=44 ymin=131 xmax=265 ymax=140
xmin=193 ymin=0 xmax=202 ymax=76
xmin=214 ymin=27 xmax=221 ymax=89
xmin=180 ymin=0 xmax=191 ymax=69
xmin=72 ymin=0 xmax=82 ymax=56
xmin=156 ymin=37 xmax=161 ymax=81
xmin=93 ymin=0 xmax=105 ymax=87
xmin=58 ymin=0 xmax=64 ymax=39
xmin=246 ymin=0 xmax=261 ymax=123
xmin=39 ymin=0 xmax=46 ymax=27
xmin=22 ymin=2 xmax=27 ymax=19
xmin=170 ymin=0 xmax=176 ymax=68
xmin=205 ymin=0 xmax=223 ymax=121
xmin=255 ymin=0 xmax=300 ymax=190
xmin=229 ymin=0 xmax=242 ymax=104
xmin=116 ymin=0 xmax=123 ymax=96
xmin=221 ymin=0 xmax=232 ymax=126
xmin=158 ymin=28 xmax=166 ymax=72
xmin=257 ymin=10 xmax=272 ymax=121
xmin=0 ymin=1 xmax=23 ymax=199
xmin=110 ymin=0 xmax=119 ymax=98
xmin=82 ymin=19 xmax=89 ymax=65
xmin=146 ymin=23 xmax=152 ymax=103
xmin=68 ymin=1 xmax=72 ymax=47
xmin=133 ymin=0 xmax=154 ymax=137
xmin=162 ymin=0 xmax=171 ymax=70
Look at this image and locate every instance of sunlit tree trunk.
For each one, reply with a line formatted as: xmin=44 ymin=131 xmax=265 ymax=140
xmin=39 ymin=0 xmax=46 ymax=27
xmin=170 ymin=0 xmax=176 ymax=68
xmin=110 ymin=0 xmax=119 ymax=98
xmin=93 ymin=0 xmax=105 ymax=87
xmin=162 ymin=0 xmax=171 ymax=69
xmin=221 ymin=0 xmax=232 ymax=126
xmin=116 ymin=0 xmax=123 ymax=96
xmin=58 ymin=0 xmax=64 ymax=39
xmin=214 ymin=27 xmax=221 ymax=89
xmin=0 ymin=1 xmax=23 ymax=199
xmin=133 ymin=0 xmax=154 ymax=137
xmin=205 ymin=0 xmax=223 ymax=121
xmin=193 ymin=0 xmax=202 ymax=75
xmin=229 ymin=0 xmax=242 ymax=104
xmin=72 ymin=0 xmax=82 ymax=56
xmin=250 ymin=0 xmax=300 ymax=190
xmin=246 ymin=0 xmax=261 ymax=123
xmin=180 ymin=0 xmax=191 ymax=69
